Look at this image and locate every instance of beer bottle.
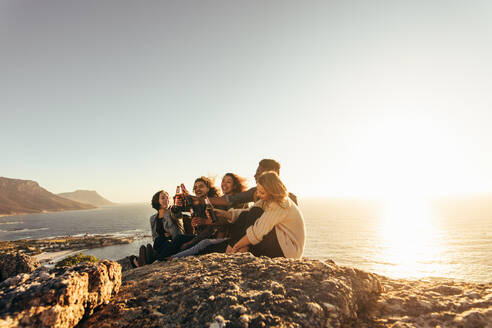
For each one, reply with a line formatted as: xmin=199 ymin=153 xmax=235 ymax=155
xmin=204 ymin=197 xmax=218 ymax=224
xmin=181 ymin=183 xmax=192 ymax=211
xmin=174 ymin=186 xmax=181 ymax=209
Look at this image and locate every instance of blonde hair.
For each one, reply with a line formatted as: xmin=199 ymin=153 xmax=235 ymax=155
xmin=257 ymin=171 xmax=288 ymax=206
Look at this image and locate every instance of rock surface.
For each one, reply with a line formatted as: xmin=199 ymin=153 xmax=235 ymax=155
xmin=370 ymin=275 xmax=492 ymax=327
xmin=117 ymin=256 xmax=134 ymax=273
xmin=0 ymin=252 xmax=40 ymax=282
xmin=81 ymin=253 xmax=383 ymax=327
xmin=81 ymin=253 xmax=492 ymax=328
xmin=1 ymin=253 xmax=491 ymax=327
xmin=0 ymin=260 xmax=121 ymax=328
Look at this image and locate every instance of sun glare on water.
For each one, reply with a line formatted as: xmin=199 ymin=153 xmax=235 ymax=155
xmin=375 ymin=195 xmax=446 ymax=279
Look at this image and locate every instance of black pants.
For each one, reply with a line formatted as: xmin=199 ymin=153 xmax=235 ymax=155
xmin=228 ymin=206 xmax=285 ymax=258
xmin=153 ymin=234 xmax=195 ymax=260
xmin=228 ymin=206 xmax=264 ymax=246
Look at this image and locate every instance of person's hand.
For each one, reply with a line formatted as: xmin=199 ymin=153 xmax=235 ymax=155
xmin=181 ymin=183 xmax=190 ymax=194
xmin=231 ymin=243 xmax=249 ymax=253
xmin=187 ymin=195 xmax=201 ymax=205
xmin=192 ymin=217 xmax=207 ymax=227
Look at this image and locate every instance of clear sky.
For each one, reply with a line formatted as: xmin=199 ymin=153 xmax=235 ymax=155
xmin=1 ymin=0 xmax=492 ymax=202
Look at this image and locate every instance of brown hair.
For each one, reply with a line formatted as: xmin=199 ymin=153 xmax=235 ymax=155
xmin=223 ymin=173 xmax=248 ymax=194
xmin=151 ymin=190 xmax=169 ymax=211
xmin=257 ymin=171 xmax=288 ymax=205
xmin=194 ymin=176 xmax=220 ymax=197
xmin=259 ymin=159 xmax=280 ymax=174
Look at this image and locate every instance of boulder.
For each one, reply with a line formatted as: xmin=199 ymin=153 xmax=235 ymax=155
xmin=116 ymin=256 xmax=134 ymax=273
xmin=0 ymin=252 xmax=40 ymax=282
xmin=369 ymin=275 xmax=492 ymax=327
xmin=80 ymin=253 xmax=383 ymax=327
xmin=2 ymin=252 xmax=490 ymax=327
xmin=0 ymin=260 xmax=121 ymax=328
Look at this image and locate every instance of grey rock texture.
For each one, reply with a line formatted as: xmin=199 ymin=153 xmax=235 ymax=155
xmin=117 ymin=256 xmax=134 ymax=273
xmin=370 ymin=275 xmax=492 ymax=327
xmin=0 ymin=252 xmax=40 ymax=282
xmin=1 ymin=253 xmax=490 ymax=327
xmin=80 ymin=253 xmax=383 ymax=327
xmin=0 ymin=260 xmax=121 ymax=328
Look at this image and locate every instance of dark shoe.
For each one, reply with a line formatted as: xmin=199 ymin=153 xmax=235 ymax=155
xmin=146 ymin=244 xmax=154 ymax=263
xmin=138 ymin=245 xmax=147 ymax=266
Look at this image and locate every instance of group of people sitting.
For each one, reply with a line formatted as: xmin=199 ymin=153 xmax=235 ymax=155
xmin=130 ymin=159 xmax=306 ymax=267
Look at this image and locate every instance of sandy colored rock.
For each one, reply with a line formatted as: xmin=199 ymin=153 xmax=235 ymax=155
xmin=0 ymin=260 xmax=121 ymax=328
xmin=0 ymin=252 xmax=40 ymax=282
xmin=369 ymin=275 xmax=492 ymax=327
xmin=2 ymin=252 xmax=490 ymax=327
xmin=80 ymin=253 xmax=383 ymax=327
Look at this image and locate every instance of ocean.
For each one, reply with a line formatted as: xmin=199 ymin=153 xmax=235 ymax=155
xmin=1 ymin=202 xmax=491 ymax=283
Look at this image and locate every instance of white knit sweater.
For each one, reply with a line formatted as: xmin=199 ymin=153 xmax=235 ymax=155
xmin=229 ymin=197 xmax=305 ymax=259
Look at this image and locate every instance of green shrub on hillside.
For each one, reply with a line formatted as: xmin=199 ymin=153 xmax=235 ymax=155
xmin=55 ymin=253 xmax=99 ymax=268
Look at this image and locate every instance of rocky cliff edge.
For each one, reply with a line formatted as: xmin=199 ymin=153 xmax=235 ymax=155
xmin=1 ymin=253 xmax=491 ymax=328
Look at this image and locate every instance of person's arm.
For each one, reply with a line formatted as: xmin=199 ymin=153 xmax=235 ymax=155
xmin=246 ymin=204 xmax=286 ymax=245
xmin=232 ymin=235 xmax=251 ymax=252
xmin=207 ymin=196 xmax=229 ymax=207
xmin=169 ymin=208 xmax=184 ymax=233
xmin=207 ymin=187 xmax=257 ymax=207
xmin=170 ymin=206 xmax=183 ymax=221
xmin=288 ymin=192 xmax=298 ymax=205
xmin=149 ymin=215 xmax=157 ymax=240
xmin=162 ymin=211 xmax=183 ymax=239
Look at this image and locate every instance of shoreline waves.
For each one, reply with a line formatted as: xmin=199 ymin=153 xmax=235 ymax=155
xmin=0 ymin=235 xmax=141 ymax=261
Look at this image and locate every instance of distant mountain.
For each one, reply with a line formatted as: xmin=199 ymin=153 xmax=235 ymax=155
xmin=0 ymin=177 xmax=96 ymax=216
xmin=57 ymin=190 xmax=114 ymax=206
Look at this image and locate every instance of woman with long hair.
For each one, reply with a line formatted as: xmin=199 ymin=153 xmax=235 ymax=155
xmin=190 ymin=176 xmax=220 ymax=227
xmin=171 ymin=176 xmax=221 ymax=250
xmin=215 ymin=171 xmax=305 ymax=259
xmin=131 ymin=189 xmax=194 ymax=267
xmin=221 ymin=173 xmax=248 ymax=199
xmin=169 ymin=173 xmax=248 ymax=258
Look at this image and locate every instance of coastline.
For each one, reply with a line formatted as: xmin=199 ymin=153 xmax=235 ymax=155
xmin=0 ymin=235 xmax=139 ymax=261
xmin=0 ymin=207 xmax=99 ymax=218
xmin=33 ymin=249 xmax=82 ymax=264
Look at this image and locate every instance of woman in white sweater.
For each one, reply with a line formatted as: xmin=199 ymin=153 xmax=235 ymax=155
xmin=215 ymin=171 xmax=306 ymax=259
